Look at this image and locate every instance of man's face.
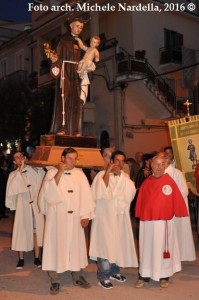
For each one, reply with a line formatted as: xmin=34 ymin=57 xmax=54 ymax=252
xmin=113 ymin=154 xmax=125 ymax=170
xmin=70 ymin=21 xmax=84 ymax=37
xmin=62 ymin=152 xmax=78 ymax=170
xmin=164 ymin=148 xmax=174 ymax=161
xmin=157 ymin=152 xmax=170 ymax=167
xmin=135 ymin=152 xmax=143 ymax=163
xmin=151 ymin=157 xmax=165 ymax=178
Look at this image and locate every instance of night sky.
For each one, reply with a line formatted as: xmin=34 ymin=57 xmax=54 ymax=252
xmin=0 ymin=0 xmax=31 ymax=21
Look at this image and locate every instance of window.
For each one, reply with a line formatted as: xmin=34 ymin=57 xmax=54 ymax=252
xmin=164 ymin=29 xmax=183 ymax=50
xmin=15 ymin=50 xmax=24 ymax=71
xmin=100 ymin=130 xmax=110 ymax=149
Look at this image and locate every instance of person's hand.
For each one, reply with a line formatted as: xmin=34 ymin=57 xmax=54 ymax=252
xmin=111 ymin=165 xmax=121 ymax=176
xmin=54 ymin=162 xmax=69 ymax=185
xmin=106 ymin=163 xmax=121 ymax=176
xmin=56 ymin=162 xmax=69 ymax=172
xmin=19 ymin=156 xmax=26 ymax=173
xmin=144 ymin=167 xmax=151 ymax=177
xmin=50 ymin=52 xmax=58 ymax=63
xmin=105 ymin=162 xmax=114 ymax=173
xmin=43 ymin=43 xmax=58 ymax=62
xmin=75 ymin=37 xmax=87 ymax=51
xmin=81 ymin=218 xmax=89 ymax=228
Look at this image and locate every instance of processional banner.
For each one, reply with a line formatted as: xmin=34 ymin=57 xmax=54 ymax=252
xmin=168 ymin=115 xmax=199 ymax=195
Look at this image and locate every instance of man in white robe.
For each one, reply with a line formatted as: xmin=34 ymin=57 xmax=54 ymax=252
xmin=135 ymin=156 xmax=188 ymax=289
xmin=39 ymin=147 xmax=95 ymax=295
xmin=6 ymin=151 xmax=45 ymax=269
xmin=89 ymin=150 xmax=138 ymax=289
xmin=160 ymin=152 xmax=196 ymax=261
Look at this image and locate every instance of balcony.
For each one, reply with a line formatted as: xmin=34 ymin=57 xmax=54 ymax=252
xmin=159 ymin=47 xmax=182 ymax=66
xmin=115 ymin=51 xmax=176 ymax=110
xmin=0 ymin=70 xmax=27 ymax=87
xmin=116 ymin=52 xmax=147 ymax=82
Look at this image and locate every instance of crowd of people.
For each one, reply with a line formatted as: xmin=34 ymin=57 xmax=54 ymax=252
xmin=1 ymin=145 xmax=197 ymax=295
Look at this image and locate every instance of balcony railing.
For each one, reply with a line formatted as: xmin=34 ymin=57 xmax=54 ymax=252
xmin=146 ymin=61 xmax=176 ymax=108
xmin=0 ymin=70 xmax=27 ymax=87
xmin=159 ymin=47 xmax=182 ymax=65
xmin=116 ymin=52 xmax=176 ymax=108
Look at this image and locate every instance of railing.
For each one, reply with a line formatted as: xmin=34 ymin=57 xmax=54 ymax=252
xmin=116 ymin=53 xmax=176 ymax=108
xmin=146 ymin=61 xmax=176 ymax=108
xmin=0 ymin=70 xmax=27 ymax=87
xmin=159 ymin=46 xmax=182 ymax=65
xmin=0 ymin=70 xmax=39 ymax=90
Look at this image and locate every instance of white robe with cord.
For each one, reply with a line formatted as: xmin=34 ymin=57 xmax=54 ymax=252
xmin=6 ymin=166 xmax=45 ymax=251
xmin=89 ymin=170 xmax=138 ymax=268
xmin=39 ymin=167 xmax=95 ymax=273
xmin=139 ymin=219 xmax=181 ymax=281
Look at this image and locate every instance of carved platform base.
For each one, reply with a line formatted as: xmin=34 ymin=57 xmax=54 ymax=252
xmin=29 ymin=146 xmax=104 ymax=169
xmin=29 ymin=134 xmax=104 ymax=169
xmin=40 ymin=134 xmax=97 ymax=148
xmin=29 ymin=135 xmax=104 ymax=168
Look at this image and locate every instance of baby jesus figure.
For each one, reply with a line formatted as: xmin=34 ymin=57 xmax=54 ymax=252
xmin=75 ymin=35 xmax=100 ymax=79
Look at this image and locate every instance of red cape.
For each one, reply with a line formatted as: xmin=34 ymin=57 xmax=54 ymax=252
xmin=135 ymin=173 xmax=188 ymax=221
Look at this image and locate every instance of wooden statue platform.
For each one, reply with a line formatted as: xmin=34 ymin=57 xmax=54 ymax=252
xmin=29 ymin=134 xmax=104 ymax=169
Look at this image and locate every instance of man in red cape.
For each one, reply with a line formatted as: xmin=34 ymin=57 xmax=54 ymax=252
xmin=135 ymin=155 xmax=188 ymax=288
